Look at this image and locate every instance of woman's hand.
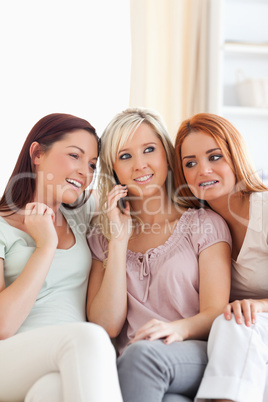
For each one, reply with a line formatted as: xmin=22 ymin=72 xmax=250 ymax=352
xmin=24 ymin=202 xmax=58 ymax=249
xmin=107 ymin=185 xmax=132 ymax=243
xmin=224 ymin=299 xmax=265 ymax=326
xmin=129 ymin=319 xmax=185 ymax=345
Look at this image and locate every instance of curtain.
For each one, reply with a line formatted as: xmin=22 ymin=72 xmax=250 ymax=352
xmin=129 ymin=0 xmax=210 ymax=138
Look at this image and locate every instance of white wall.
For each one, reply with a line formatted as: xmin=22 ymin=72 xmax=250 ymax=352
xmin=0 ymin=0 xmax=131 ymax=194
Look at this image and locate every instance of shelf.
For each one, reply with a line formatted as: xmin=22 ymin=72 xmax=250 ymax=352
xmin=223 ymin=43 xmax=268 ymax=54
xmin=208 ymin=0 xmax=268 ymax=170
xmin=223 ymin=106 xmax=268 ymax=117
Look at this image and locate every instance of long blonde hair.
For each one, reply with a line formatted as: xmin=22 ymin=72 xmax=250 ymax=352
xmin=174 ymin=113 xmax=267 ymax=208
xmin=96 ymin=107 xmax=184 ymax=239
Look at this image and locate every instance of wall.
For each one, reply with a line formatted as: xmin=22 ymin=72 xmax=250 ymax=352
xmin=0 ymin=0 xmax=131 ymax=194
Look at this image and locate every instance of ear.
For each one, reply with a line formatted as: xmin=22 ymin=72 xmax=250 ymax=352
xmin=29 ymin=142 xmax=44 ymax=167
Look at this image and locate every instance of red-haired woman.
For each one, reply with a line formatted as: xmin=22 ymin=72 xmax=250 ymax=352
xmin=175 ymin=113 xmax=268 ymax=402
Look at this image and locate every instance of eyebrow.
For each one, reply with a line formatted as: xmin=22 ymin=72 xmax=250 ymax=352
xmin=182 ymin=147 xmax=221 ymax=160
xmin=67 ymin=145 xmax=85 ymax=154
xmin=118 ymin=142 xmax=158 ymax=154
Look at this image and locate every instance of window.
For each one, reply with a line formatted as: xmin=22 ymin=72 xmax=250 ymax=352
xmin=0 ymin=0 xmax=131 ymax=194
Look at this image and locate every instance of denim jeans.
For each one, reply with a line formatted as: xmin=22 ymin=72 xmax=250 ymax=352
xmin=117 ymin=339 xmax=207 ymax=402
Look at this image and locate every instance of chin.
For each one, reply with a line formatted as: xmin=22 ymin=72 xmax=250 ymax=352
xmin=61 ymin=190 xmax=82 ymax=205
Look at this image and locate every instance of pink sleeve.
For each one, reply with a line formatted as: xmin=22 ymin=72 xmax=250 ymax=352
xmin=190 ymin=208 xmax=232 ymax=255
xmin=87 ymin=226 xmax=108 ymax=262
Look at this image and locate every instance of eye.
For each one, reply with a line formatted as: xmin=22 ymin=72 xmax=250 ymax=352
xmin=144 ymin=146 xmax=155 ymax=153
xmin=119 ymin=153 xmax=131 ymax=160
xmin=70 ymin=153 xmax=79 ymax=159
xmin=209 ymin=154 xmax=222 ymax=162
xmin=185 ymin=160 xmax=196 ymax=168
xmin=89 ymin=163 xmax=96 ymax=171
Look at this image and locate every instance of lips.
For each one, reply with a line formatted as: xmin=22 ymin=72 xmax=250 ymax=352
xmin=66 ymin=178 xmax=82 ymax=189
xmin=134 ymin=174 xmax=153 ymax=183
xmin=199 ymin=180 xmax=219 ymax=187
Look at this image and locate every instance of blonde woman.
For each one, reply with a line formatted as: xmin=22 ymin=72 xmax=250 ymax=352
xmin=87 ymin=108 xmax=232 ymax=402
xmin=175 ymin=112 xmax=268 ymax=402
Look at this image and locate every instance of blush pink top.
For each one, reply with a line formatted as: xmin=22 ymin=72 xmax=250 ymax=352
xmin=88 ymin=208 xmax=231 ymax=355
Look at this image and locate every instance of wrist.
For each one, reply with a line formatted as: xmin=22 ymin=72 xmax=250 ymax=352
xmin=108 ymin=238 xmax=128 ymax=252
xmin=35 ymin=242 xmax=58 ymax=253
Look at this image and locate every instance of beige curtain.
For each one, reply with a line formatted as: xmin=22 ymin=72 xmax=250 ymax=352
xmin=129 ymin=0 xmax=210 ymax=139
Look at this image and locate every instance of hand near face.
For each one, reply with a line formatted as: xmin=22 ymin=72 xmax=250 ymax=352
xmin=107 ymin=185 xmax=132 ymax=242
xmin=129 ymin=319 xmax=185 ymax=345
xmin=224 ymin=299 xmax=265 ymax=327
xmin=24 ymin=202 xmax=58 ymax=249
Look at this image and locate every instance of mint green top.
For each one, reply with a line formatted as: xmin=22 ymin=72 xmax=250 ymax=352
xmin=0 ymin=196 xmax=96 ymax=333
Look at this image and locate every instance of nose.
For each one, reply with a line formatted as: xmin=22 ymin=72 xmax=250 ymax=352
xmin=199 ymin=159 xmax=213 ymax=176
xmin=78 ymin=160 xmax=88 ymax=176
xmin=78 ymin=161 xmax=94 ymax=184
xmin=133 ymin=154 xmax=147 ymax=171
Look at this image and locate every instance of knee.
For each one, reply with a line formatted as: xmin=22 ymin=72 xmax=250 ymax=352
xmin=211 ymin=313 xmax=227 ymax=332
xmin=70 ymin=322 xmax=109 ymax=342
xmin=210 ymin=313 xmax=239 ymax=335
xmin=119 ymin=340 xmax=155 ymax=362
xmin=67 ymin=322 xmax=115 ymax=357
xmin=208 ymin=313 xmax=253 ymax=354
xmin=117 ymin=340 xmax=161 ymax=374
xmin=211 ymin=313 xmax=251 ymax=336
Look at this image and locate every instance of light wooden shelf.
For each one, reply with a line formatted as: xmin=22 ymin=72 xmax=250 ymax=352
xmin=223 ymin=106 xmax=268 ymax=117
xmin=223 ymin=42 xmax=268 ymax=55
xmin=208 ymin=0 xmax=268 ymax=169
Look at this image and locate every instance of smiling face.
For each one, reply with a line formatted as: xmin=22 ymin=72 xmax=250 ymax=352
xmin=113 ymin=123 xmax=169 ymax=199
xmin=32 ymin=129 xmax=98 ymax=207
xmin=180 ymin=131 xmax=236 ymax=205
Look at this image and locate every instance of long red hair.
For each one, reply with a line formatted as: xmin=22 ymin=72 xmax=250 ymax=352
xmin=174 ymin=113 xmax=267 ymax=208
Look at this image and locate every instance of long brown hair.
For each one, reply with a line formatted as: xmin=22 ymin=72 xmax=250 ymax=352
xmin=0 ymin=113 xmax=100 ymax=213
xmin=174 ymin=113 xmax=267 ymax=208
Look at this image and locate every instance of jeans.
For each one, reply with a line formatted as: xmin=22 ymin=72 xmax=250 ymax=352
xmin=117 ymin=339 xmax=207 ymax=402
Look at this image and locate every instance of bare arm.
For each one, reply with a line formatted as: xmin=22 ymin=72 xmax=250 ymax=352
xmin=87 ymin=241 xmax=128 ymax=338
xmin=87 ymin=185 xmax=131 ymax=338
xmin=0 ymin=203 xmax=58 ymax=339
xmin=130 ymin=241 xmax=231 ymax=344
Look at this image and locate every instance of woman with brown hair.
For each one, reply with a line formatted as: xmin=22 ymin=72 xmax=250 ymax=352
xmin=175 ymin=113 xmax=268 ymax=402
xmin=0 ymin=113 xmax=123 ymax=402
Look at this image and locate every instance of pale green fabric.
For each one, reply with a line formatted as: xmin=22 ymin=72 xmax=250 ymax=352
xmin=0 ymin=196 xmax=96 ymax=333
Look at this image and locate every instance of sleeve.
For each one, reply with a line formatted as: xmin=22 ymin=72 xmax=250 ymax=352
xmin=190 ymin=208 xmax=232 ymax=255
xmin=87 ymin=226 xmax=108 ymax=262
xmin=0 ymin=242 xmax=5 ymax=259
xmin=0 ymin=224 xmax=7 ymax=259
